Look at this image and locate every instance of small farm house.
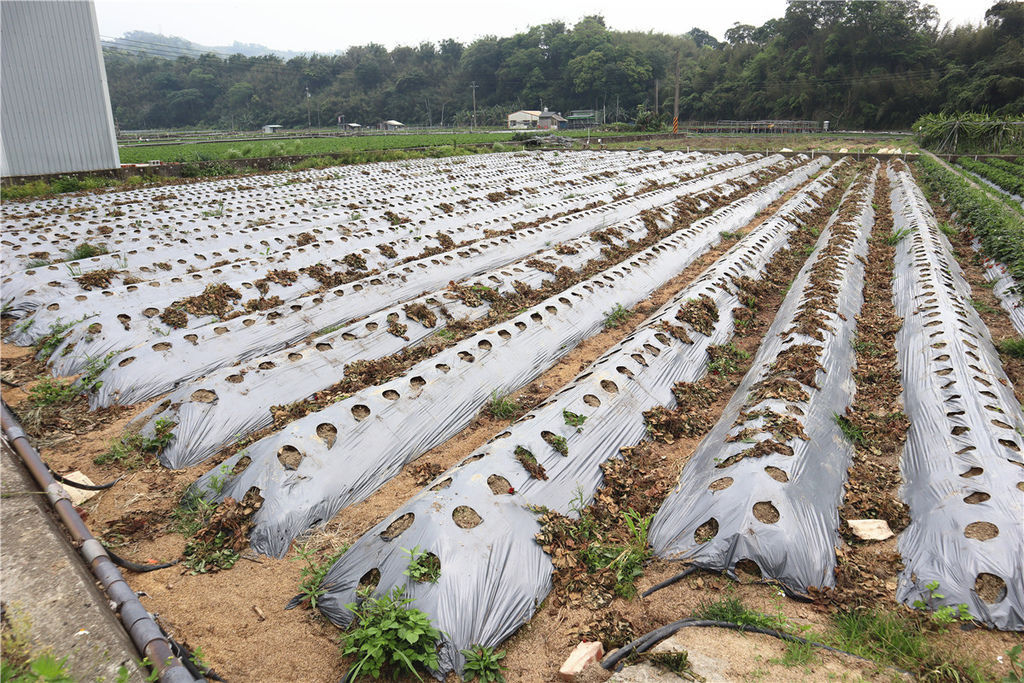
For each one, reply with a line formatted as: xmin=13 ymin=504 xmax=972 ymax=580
xmin=507 ymin=108 xmax=567 ymax=130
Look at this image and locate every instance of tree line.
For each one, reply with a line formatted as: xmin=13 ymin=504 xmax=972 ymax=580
xmin=104 ymin=0 xmax=1023 ymax=132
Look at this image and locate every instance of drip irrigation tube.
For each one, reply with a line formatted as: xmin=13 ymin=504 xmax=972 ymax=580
xmin=48 ymin=468 xmax=122 ymax=490
xmin=0 ymin=401 xmax=196 ymax=683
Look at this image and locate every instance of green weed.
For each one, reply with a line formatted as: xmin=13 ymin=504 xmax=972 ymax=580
xmin=403 ymin=546 xmax=441 ymax=583
xmin=488 ymin=391 xmax=520 ymax=420
xmin=971 ymin=298 xmax=1001 ymax=315
xmin=95 ymin=417 xmax=176 ymax=468
xmin=997 ymin=338 xmax=1024 ymax=358
xmin=461 ymin=645 xmax=507 ymax=682
xmin=833 ymin=413 xmax=867 ymax=446
xmin=63 ymin=242 xmax=108 ymax=262
xmin=603 ymin=303 xmax=631 ymax=329
xmin=695 ymin=594 xmax=789 ymax=631
xmin=886 ymin=227 xmax=914 ymax=245
xmin=293 ymin=542 xmax=348 ymax=609
xmin=342 ymin=586 xmax=440 ymax=681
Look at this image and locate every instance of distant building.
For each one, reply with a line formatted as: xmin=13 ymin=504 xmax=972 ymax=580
xmin=566 ymin=110 xmax=604 ymax=128
xmin=507 ymin=108 xmax=567 ymax=130
xmin=261 ymin=124 xmax=283 ymax=134
xmin=381 ymin=120 xmax=405 ymax=131
xmin=1 ymin=0 xmax=120 ymax=177
xmin=346 ymin=123 xmax=362 ymax=130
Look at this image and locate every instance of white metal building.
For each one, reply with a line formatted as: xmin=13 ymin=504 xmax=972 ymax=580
xmin=1 ymin=0 xmax=120 ymax=177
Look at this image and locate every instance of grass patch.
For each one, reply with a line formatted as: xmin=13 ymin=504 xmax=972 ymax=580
xmin=694 ymin=594 xmax=789 ymax=632
xmin=833 ymin=412 xmax=867 ymax=446
xmin=94 ymin=417 xmax=175 ymax=468
xmin=996 ymin=337 xmax=1024 ymax=358
xmin=63 ymin=242 xmax=108 ymax=262
xmin=971 ymin=298 xmax=1001 ymax=315
xmin=603 ymin=303 xmax=632 ymax=329
xmin=488 ymin=391 xmax=521 ymax=420
xmin=828 ymin=609 xmax=982 ymax=680
xmin=293 ymin=542 xmax=347 ymax=610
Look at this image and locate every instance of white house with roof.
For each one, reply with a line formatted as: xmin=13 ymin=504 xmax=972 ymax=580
xmin=507 ymin=108 xmax=567 ymax=130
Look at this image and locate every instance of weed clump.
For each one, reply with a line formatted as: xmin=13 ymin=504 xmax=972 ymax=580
xmin=342 ymin=587 xmax=440 ymax=680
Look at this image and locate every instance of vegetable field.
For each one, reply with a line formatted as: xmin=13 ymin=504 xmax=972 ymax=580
xmin=2 ymin=149 xmax=1021 ymax=681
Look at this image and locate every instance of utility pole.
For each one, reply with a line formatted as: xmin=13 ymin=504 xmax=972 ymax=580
xmin=305 ymin=86 xmax=311 ymax=128
xmin=470 ymin=81 xmax=478 ymax=130
xmin=673 ymin=50 xmax=680 ymax=135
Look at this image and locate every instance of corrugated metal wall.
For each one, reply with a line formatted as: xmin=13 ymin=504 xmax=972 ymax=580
xmin=1 ymin=0 xmax=120 ymax=177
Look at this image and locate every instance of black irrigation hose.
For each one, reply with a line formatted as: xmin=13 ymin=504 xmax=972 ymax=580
xmin=104 ymin=546 xmax=179 ymax=573
xmin=160 ymin=624 xmax=227 ymax=682
xmin=600 ymin=619 xmax=911 ymax=676
xmin=641 ymin=567 xmax=698 ymax=596
xmin=643 ymin=567 xmax=813 ymax=603
xmin=49 ymin=468 xmax=123 ymax=490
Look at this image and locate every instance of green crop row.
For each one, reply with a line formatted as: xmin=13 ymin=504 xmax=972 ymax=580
xmin=957 ymin=158 xmax=1024 ymax=197
xmin=916 ymin=156 xmax=1024 ymax=289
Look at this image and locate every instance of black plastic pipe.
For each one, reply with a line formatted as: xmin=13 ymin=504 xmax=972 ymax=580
xmin=1 ymin=401 xmax=196 ymax=683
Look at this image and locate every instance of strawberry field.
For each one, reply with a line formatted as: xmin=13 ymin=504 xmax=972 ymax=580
xmin=2 ymin=149 xmax=1021 ymax=681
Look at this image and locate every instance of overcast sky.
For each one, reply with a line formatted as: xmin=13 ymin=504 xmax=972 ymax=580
xmin=94 ymin=0 xmax=991 ymax=54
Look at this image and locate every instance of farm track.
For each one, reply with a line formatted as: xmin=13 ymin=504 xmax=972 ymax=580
xmin=2 ymin=151 xmax=1022 ymax=682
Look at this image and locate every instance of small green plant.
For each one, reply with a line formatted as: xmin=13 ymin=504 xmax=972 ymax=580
xmin=96 ymin=418 xmax=175 ymax=467
xmin=34 ymin=316 xmax=89 ymax=361
xmin=971 ymin=298 xmax=1001 ymax=315
xmin=562 ymin=409 xmax=586 ymax=431
xmin=622 ymin=508 xmax=652 ymax=547
xmin=695 ymin=594 xmax=789 ymax=631
xmin=403 ymin=546 xmax=441 ymax=583
xmin=779 ymin=640 xmax=817 ymax=667
xmin=1003 ymin=644 xmax=1023 ymax=683
xmin=1001 ymin=338 xmax=1024 ymax=359
xmin=707 ymin=343 xmax=749 ymax=375
xmin=202 ymin=200 xmax=225 ymax=218
xmin=27 ymin=377 xmax=77 ymax=406
xmin=833 ymin=413 xmax=867 ymax=446
xmin=603 ymin=303 xmax=631 ymax=329
xmin=293 ymin=542 xmax=347 ymax=609
xmin=938 ymin=222 xmax=959 ymax=238
xmin=0 ymin=653 xmax=74 ymax=683
xmin=461 ymin=644 xmax=507 ymax=682
xmin=488 ymin=391 xmax=520 ymax=420
xmin=912 ymin=580 xmax=973 ymax=626
xmin=342 ymin=586 xmax=441 ymax=681
xmin=63 ymin=242 xmax=108 ymax=262
xmin=547 ymin=433 xmax=568 ymax=456
xmin=885 ymin=227 xmax=913 ymax=245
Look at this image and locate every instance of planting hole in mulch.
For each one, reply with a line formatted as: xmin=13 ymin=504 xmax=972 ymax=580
xmin=452 ymin=505 xmax=482 ymax=529
xmin=974 ymin=573 xmax=1007 ymax=603
xmin=752 ymin=501 xmax=780 ymax=524
xmin=380 ymin=513 xmax=414 ymax=541
xmin=487 ymin=474 xmax=512 ymax=494
xmin=964 ymin=521 xmax=999 ymax=540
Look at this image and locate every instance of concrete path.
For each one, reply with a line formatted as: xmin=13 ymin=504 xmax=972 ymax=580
xmin=1 ymin=439 xmax=147 ymax=682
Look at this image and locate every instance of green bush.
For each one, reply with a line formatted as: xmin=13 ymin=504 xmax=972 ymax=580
xmin=915 ymin=156 xmax=1024 ymax=289
xmin=342 ymin=587 xmax=441 ymax=680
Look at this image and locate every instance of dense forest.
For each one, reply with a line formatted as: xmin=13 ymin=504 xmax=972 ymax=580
xmin=104 ymin=0 xmax=1024 ymax=131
